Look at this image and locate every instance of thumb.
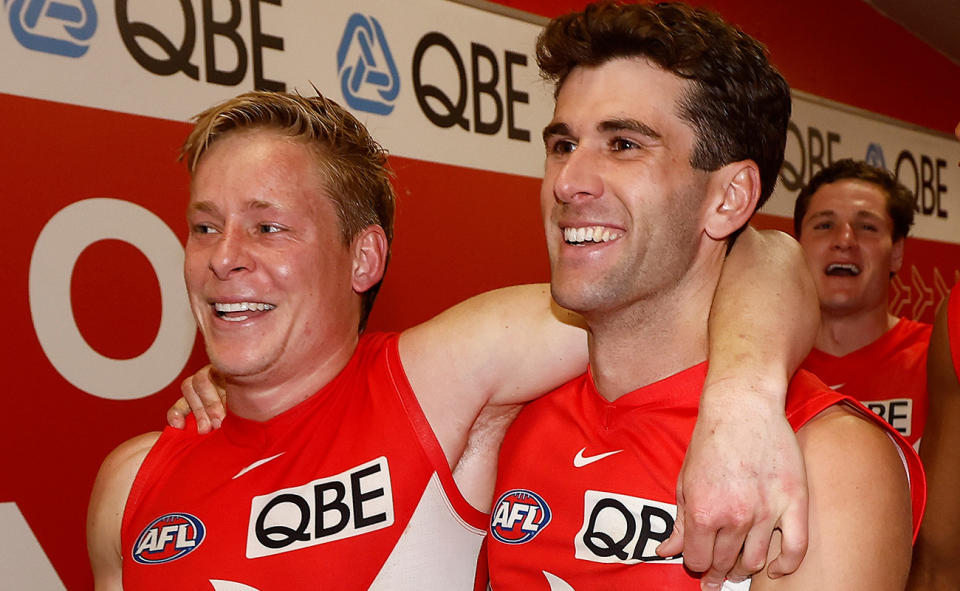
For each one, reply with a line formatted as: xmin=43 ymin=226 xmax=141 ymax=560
xmin=657 ymin=508 xmax=685 ymax=558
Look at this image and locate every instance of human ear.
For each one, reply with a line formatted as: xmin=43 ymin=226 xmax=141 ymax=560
xmin=351 ymin=225 xmax=388 ymax=293
xmin=890 ymin=238 xmax=905 ymax=274
xmin=703 ymin=161 xmax=762 ymax=241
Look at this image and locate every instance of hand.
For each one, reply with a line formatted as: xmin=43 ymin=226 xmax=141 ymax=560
xmin=165 ymin=365 xmax=227 ymax=434
xmin=656 ymin=381 xmax=808 ymax=590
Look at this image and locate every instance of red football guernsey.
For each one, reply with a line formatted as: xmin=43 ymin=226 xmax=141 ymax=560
xmin=802 ymin=318 xmax=931 ymax=446
xmin=487 ymin=364 xmax=925 ymax=590
xmin=121 ymin=333 xmax=487 ymax=590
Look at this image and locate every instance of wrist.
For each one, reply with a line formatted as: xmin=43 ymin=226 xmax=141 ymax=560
xmin=699 ymin=374 xmax=789 ymax=417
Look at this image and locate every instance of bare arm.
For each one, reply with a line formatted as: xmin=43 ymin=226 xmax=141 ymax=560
xmin=660 ymin=228 xmax=818 ymax=587
xmin=87 ymin=432 xmax=159 ymax=591
xmin=908 ymin=297 xmax=960 ymax=590
xmin=400 ymin=283 xmax=587 ymax=470
xmin=751 ymin=406 xmax=913 ymax=590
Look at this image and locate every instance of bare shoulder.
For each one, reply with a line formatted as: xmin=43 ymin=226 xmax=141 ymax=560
xmin=798 ymin=403 xmax=911 ymax=509
xmin=87 ymin=432 xmax=161 ymax=590
xmin=799 ymin=404 xmax=903 ymax=458
xmin=753 ymin=404 xmax=913 ymax=590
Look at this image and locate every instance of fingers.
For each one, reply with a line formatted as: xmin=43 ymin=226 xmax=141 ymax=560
xmin=766 ymin=500 xmax=809 ymax=578
xmin=698 ymin=525 xmax=749 ymax=589
xmin=726 ymin=522 xmax=773 ymax=582
xmin=656 ymin=505 xmax=684 ymax=559
xmin=171 ymin=365 xmax=228 ymax=434
xmin=192 ymin=366 xmax=227 ymax=433
xmin=166 ymin=397 xmax=189 ymax=429
xmin=677 ymin=508 xmax=720 ymax=575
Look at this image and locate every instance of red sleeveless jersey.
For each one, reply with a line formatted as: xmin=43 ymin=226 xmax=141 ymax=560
xmin=802 ymin=318 xmax=931 ymax=446
xmin=121 ymin=333 xmax=487 ymax=590
xmin=488 ymin=365 xmax=925 ymax=590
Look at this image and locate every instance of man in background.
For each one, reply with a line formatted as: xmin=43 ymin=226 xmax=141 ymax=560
xmin=795 ymin=159 xmax=931 ymax=447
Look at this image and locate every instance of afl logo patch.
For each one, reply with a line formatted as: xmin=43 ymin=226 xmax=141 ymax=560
xmin=490 ymin=489 xmax=551 ymax=544
xmin=132 ymin=512 xmax=205 ymax=564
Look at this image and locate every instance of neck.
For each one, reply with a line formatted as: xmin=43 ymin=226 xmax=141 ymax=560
xmin=224 ymin=334 xmax=359 ymax=422
xmin=815 ymin=304 xmax=898 ymax=356
xmin=586 ymin=248 xmax=722 ymax=402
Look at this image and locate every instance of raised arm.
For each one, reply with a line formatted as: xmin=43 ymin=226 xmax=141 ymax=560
xmin=87 ymin=433 xmax=159 ymax=591
xmin=400 ymin=283 xmax=587 ymax=470
xmin=659 ymin=227 xmax=819 ymax=588
xmin=908 ymin=290 xmax=960 ymax=590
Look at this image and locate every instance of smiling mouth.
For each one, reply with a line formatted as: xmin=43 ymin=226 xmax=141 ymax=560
xmin=213 ymin=301 xmax=276 ymax=322
xmin=563 ymin=225 xmax=622 ymax=245
xmin=825 ymin=263 xmax=861 ymax=277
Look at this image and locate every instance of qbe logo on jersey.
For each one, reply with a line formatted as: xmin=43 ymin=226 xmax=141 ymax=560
xmin=575 ymin=490 xmax=681 ymax=564
xmin=132 ymin=512 xmax=206 ymax=564
xmin=247 ymin=456 xmax=394 ymax=558
xmin=490 ymin=489 xmax=551 ymax=544
xmin=864 ymin=398 xmax=913 ymax=437
xmin=5 ymin=0 xmax=97 ymax=57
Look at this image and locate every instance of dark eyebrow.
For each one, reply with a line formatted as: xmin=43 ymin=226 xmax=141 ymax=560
xmin=598 ymin=118 xmax=661 ymax=139
xmin=542 ymin=122 xmax=570 ymax=143
xmin=806 ymin=210 xmax=835 ymax=220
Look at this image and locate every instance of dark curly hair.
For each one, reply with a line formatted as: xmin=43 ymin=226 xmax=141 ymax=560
xmin=537 ymin=1 xmax=791 ymax=209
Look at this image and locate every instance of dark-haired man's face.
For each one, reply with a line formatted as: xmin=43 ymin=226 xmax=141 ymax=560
xmin=798 ymin=179 xmax=903 ymax=318
xmin=540 ymin=57 xmax=711 ymax=318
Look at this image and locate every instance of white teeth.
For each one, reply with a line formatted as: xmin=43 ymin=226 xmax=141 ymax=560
xmin=214 ymin=302 xmax=276 ymax=314
xmin=825 ymin=263 xmax=861 ymax=276
xmin=563 ymin=226 xmax=622 ymax=245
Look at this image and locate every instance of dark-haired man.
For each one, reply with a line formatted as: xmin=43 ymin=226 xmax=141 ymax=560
xmin=795 ymin=159 xmax=931 ymax=447
xmin=487 ymin=3 xmax=923 ymax=589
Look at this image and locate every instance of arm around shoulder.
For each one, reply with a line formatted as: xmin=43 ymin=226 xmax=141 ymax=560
xmin=665 ymin=227 xmax=817 ymax=583
xmin=752 ymin=405 xmax=913 ymax=590
xmin=399 ymin=284 xmax=587 ymax=466
xmin=87 ymin=432 xmax=160 ymax=591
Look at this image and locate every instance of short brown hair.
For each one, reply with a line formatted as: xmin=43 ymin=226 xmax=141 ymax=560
xmin=181 ymin=90 xmax=395 ymax=332
xmin=793 ymin=158 xmax=915 ymax=241
xmin=537 ymin=1 xmax=791 ymax=209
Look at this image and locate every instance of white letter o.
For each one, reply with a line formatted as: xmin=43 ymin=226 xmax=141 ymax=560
xmin=29 ymin=198 xmax=195 ymax=400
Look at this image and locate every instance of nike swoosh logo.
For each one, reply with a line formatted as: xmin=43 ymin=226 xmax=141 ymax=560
xmin=233 ymin=452 xmax=285 ymax=479
xmin=573 ymin=447 xmax=622 ymax=468
xmin=829 ymin=383 xmax=846 ymax=390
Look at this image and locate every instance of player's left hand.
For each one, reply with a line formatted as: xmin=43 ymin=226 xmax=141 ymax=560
xmin=656 ymin=379 xmax=808 ymax=590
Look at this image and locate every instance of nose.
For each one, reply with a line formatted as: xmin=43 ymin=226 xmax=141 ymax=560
xmin=552 ymin=147 xmax=603 ymax=204
xmin=209 ymin=226 xmax=254 ymax=280
xmin=831 ymin=222 xmax=857 ymax=250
